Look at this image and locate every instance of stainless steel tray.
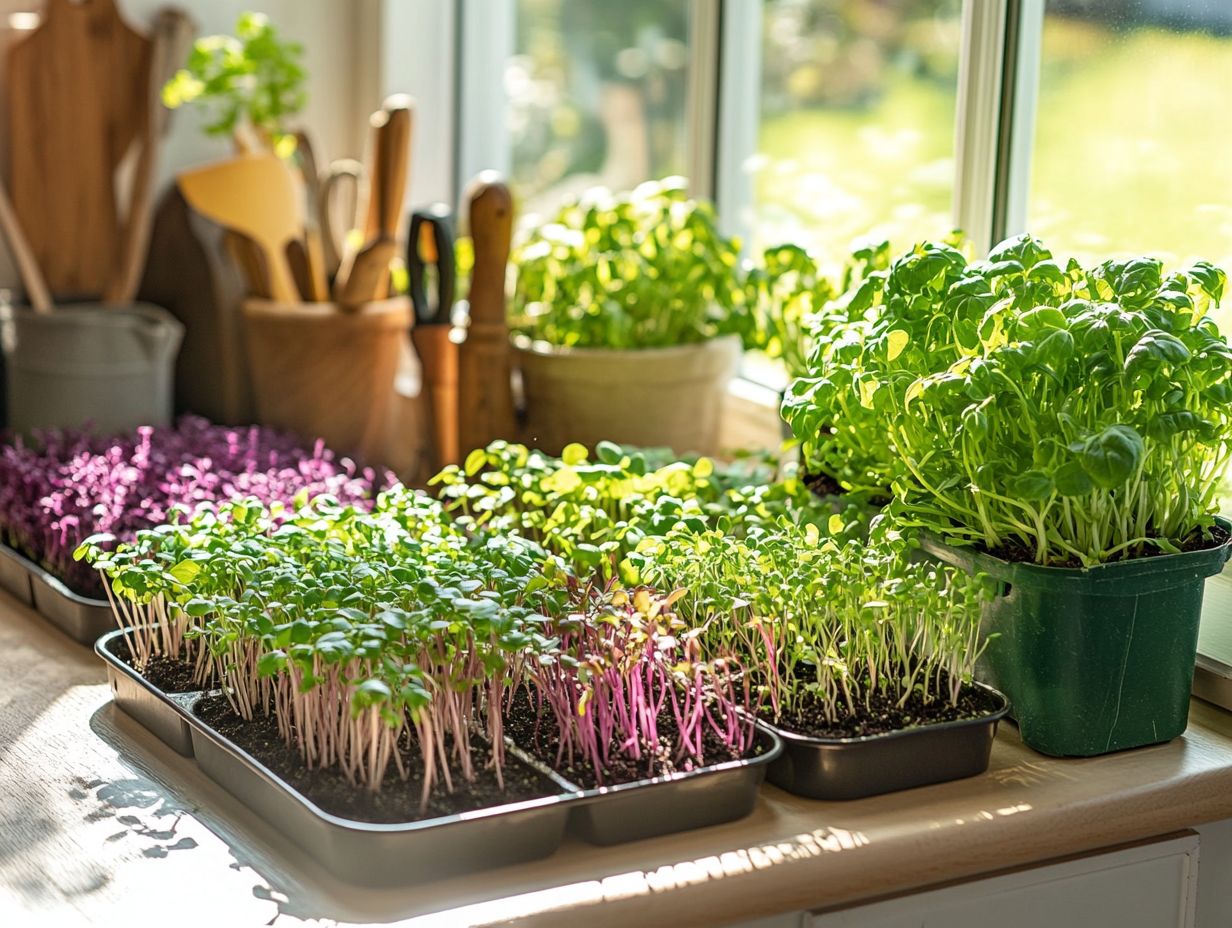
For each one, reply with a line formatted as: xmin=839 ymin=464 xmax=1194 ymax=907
xmin=97 ymin=629 xmax=197 ymax=757
xmin=0 ymin=540 xmax=113 ymax=643
xmin=187 ymin=706 xmax=573 ymax=886
xmin=0 ymin=542 xmax=35 ymax=605
xmin=31 ymin=567 xmax=113 ymax=644
xmin=555 ymin=727 xmax=781 ymax=845
xmin=763 ymin=684 xmax=1008 ymax=801
xmin=96 ymin=629 xmax=782 ymax=882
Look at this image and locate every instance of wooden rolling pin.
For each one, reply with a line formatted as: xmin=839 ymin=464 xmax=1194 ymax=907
xmin=456 ymin=173 xmax=517 ymax=453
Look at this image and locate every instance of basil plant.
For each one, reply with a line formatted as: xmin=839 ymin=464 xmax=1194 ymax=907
xmin=785 ymin=234 xmax=1232 ymax=567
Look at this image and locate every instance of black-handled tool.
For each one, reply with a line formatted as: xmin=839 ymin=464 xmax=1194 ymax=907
xmin=408 ymin=204 xmax=456 ymax=326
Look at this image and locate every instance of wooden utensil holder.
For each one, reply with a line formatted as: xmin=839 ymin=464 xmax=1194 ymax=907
xmin=241 ymin=297 xmax=411 ymax=464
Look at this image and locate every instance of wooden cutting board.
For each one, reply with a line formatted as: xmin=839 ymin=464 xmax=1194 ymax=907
xmin=5 ymin=0 xmax=151 ymax=298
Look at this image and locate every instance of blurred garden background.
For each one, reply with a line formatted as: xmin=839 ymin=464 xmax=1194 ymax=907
xmin=507 ymin=0 xmax=1232 ymax=325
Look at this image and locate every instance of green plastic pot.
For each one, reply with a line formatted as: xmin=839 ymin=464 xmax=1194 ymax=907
xmin=920 ymin=518 xmax=1232 ymax=758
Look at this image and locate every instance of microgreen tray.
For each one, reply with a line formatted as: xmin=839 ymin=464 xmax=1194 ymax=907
xmin=762 ymin=683 xmax=1009 ymax=801
xmin=0 ymin=542 xmax=35 ymax=606
xmin=96 ymin=628 xmax=783 ymax=883
xmin=2 ymin=540 xmax=112 ymax=643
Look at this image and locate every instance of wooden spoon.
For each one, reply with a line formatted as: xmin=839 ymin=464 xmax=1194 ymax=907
xmin=335 ymin=96 xmax=413 ymax=306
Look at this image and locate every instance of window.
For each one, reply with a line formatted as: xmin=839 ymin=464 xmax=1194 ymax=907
xmin=753 ymin=0 xmax=964 ymax=263
xmin=507 ymin=0 xmax=692 ymax=218
xmin=1026 ymin=1 xmax=1232 ymax=326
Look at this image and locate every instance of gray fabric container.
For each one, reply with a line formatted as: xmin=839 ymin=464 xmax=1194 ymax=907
xmin=2 ymin=302 xmax=183 ymax=435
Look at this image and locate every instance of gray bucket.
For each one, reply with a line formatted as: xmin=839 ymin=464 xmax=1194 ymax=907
xmin=2 ymin=303 xmax=184 ymax=435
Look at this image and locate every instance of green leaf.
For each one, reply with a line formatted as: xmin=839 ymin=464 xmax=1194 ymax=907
xmin=886 ymin=329 xmax=909 ymax=361
xmin=561 ymin=443 xmax=588 ymax=466
xmin=169 ymin=560 xmax=203 ymax=585
xmin=464 ymin=448 xmax=487 ymax=476
xmin=1189 ymin=261 xmax=1227 ymax=304
xmin=1011 ymin=470 xmax=1054 ymax=501
xmin=1054 ymin=461 xmax=1094 ymax=497
xmin=1074 ymin=425 xmax=1144 ymax=490
xmin=1125 ymin=330 xmax=1191 ymax=376
xmin=595 ymin=441 xmax=623 ymax=465
xmin=184 ymin=598 xmax=213 ymax=617
xmin=257 ymin=650 xmax=287 ymax=677
xmin=1145 ymin=411 xmax=1211 ymax=441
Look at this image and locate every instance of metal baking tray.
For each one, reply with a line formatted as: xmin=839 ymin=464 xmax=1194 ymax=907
xmin=763 ymin=684 xmax=1008 ymax=801
xmin=97 ymin=628 xmax=198 ymax=757
xmin=554 ymin=727 xmax=782 ymax=845
xmin=187 ymin=707 xmax=573 ymax=886
xmin=30 ymin=566 xmax=114 ymax=644
xmin=96 ymin=629 xmax=782 ymax=881
xmin=0 ymin=542 xmax=35 ymax=605
xmin=0 ymin=540 xmax=114 ymax=643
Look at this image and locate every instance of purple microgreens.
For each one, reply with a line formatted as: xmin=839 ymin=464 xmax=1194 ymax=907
xmin=1 ymin=416 xmax=393 ymax=596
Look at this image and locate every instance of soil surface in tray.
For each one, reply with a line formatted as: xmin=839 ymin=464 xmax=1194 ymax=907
xmin=802 ymin=471 xmax=890 ymax=508
xmin=803 ymin=471 xmax=845 ymax=498
xmin=106 ymin=635 xmax=209 ymax=694
xmin=503 ymin=689 xmax=759 ymax=790
xmin=763 ymin=682 xmax=1002 ymax=740
xmin=987 ymin=522 xmax=1230 ymax=567
xmin=194 ymin=694 xmax=562 ymax=824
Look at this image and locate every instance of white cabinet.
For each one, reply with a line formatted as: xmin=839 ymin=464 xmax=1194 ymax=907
xmin=807 ymin=834 xmax=1199 ymax=928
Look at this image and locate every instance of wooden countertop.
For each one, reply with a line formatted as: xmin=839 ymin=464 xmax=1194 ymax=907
xmin=5 ymin=589 xmax=1232 ymax=928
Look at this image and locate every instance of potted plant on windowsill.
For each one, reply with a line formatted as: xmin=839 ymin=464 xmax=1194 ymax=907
xmin=510 ymin=177 xmax=749 ymax=456
xmin=793 ymin=233 xmax=1232 ymax=756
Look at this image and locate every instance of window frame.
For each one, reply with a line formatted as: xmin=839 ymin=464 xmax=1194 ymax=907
xmin=379 ymin=0 xmax=1036 ymax=255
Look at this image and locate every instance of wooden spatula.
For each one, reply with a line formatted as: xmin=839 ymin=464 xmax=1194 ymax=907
xmin=178 ymin=154 xmax=303 ymax=304
xmin=5 ymin=0 xmax=151 ymax=297
xmin=457 ymin=173 xmax=518 ymax=451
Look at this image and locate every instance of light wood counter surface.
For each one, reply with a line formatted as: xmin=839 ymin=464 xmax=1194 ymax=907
xmin=4 ymin=587 xmax=1232 ymax=928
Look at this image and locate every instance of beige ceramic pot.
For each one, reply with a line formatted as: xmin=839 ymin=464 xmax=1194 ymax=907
xmin=513 ymin=334 xmax=740 ymax=456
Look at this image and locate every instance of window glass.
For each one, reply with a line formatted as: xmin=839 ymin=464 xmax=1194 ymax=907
xmin=508 ymin=0 xmax=691 ymax=218
xmin=755 ymin=0 xmax=964 ymax=263
xmin=1028 ymin=1 xmax=1232 ymax=328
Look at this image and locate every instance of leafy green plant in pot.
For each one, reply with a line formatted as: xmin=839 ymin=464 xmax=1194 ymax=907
xmin=632 ymin=520 xmax=1007 ymax=799
xmin=805 ymin=234 xmax=1232 ymax=756
xmin=163 ymin=11 xmax=307 ymax=155
xmin=510 ymin=177 xmax=748 ymax=455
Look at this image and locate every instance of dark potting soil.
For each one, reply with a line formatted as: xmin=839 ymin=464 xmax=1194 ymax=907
xmin=986 ymin=521 xmax=1231 ymax=568
xmin=802 ymin=471 xmax=891 ymax=508
xmin=803 ymin=471 xmax=844 ymax=498
xmin=105 ymin=634 xmax=208 ymax=694
xmin=194 ymin=694 xmax=562 ymax=824
xmin=763 ymin=682 xmax=1002 ymax=740
xmin=502 ymin=689 xmax=761 ymax=790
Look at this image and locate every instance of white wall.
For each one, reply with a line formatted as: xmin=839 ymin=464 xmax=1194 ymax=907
xmin=0 ymin=0 xmax=369 ymax=293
